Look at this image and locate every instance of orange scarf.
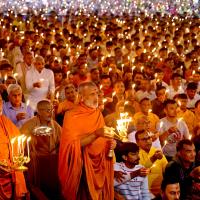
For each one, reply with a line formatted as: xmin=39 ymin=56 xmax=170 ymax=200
xmin=58 ymin=103 xmax=114 ymax=200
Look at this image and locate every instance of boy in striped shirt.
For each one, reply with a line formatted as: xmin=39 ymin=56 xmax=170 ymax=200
xmin=114 ymin=142 xmax=151 ymax=200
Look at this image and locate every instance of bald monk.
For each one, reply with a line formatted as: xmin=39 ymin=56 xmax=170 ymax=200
xmin=0 ymin=94 xmax=28 ymax=200
xmin=59 ymin=81 xmax=115 ymax=200
xmin=20 ymin=100 xmax=61 ymax=200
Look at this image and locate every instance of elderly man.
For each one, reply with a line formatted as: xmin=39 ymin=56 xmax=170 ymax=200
xmin=3 ymin=84 xmax=34 ymax=128
xmin=20 ymin=100 xmax=61 ymax=200
xmin=0 ymin=94 xmax=28 ymax=200
xmin=25 ymin=56 xmax=55 ymax=111
xmin=59 ymin=81 xmax=115 ymax=200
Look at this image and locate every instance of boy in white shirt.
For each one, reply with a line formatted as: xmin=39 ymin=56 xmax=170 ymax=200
xmin=114 ymin=142 xmax=151 ymax=200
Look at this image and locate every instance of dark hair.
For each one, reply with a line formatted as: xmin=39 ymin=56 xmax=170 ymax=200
xmin=161 ymin=178 xmax=180 ymax=192
xmin=135 ymin=129 xmax=146 ymax=141
xmin=117 ymin=142 xmax=139 ymax=161
xmin=195 ymin=99 xmax=200 ymax=108
xmin=176 ymin=93 xmax=188 ymax=100
xmin=100 ymin=74 xmax=111 ymax=80
xmin=90 ymin=68 xmax=99 ymax=73
xmin=154 ymin=68 xmax=164 ymax=73
xmin=140 ymin=97 xmax=150 ymax=104
xmin=53 ymin=69 xmax=63 ymax=74
xmin=176 ymin=139 xmax=194 ymax=152
xmin=0 ymin=63 xmax=13 ymax=70
xmin=187 ymin=82 xmax=198 ymax=90
xmin=163 ymin=99 xmax=176 ymax=108
xmin=155 ymin=86 xmax=166 ymax=95
xmin=171 ymin=73 xmax=182 ymax=80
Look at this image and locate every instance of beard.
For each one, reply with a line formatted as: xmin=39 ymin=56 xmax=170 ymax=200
xmin=84 ymin=99 xmax=98 ymax=109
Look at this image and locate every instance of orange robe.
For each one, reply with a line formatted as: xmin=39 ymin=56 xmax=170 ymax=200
xmin=58 ymin=103 xmax=114 ymax=200
xmin=0 ymin=115 xmax=28 ymax=199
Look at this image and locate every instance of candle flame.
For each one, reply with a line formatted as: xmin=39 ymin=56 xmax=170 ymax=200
xmin=27 ymin=136 xmax=31 ymax=142
xmin=103 ymin=98 xmax=107 ymax=104
xmin=132 ymin=83 xmax=136 ymax=89
xmin=26 ymin=100 xmax=30 ymax=107
xmin=11 ymin=137 xmax=16 ymax=144
xmin=56 ymin=92 xmax=59 ymax=99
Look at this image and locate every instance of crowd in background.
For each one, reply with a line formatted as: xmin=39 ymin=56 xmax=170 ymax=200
xmin=0 ymin=10 xmax=200 ymax=200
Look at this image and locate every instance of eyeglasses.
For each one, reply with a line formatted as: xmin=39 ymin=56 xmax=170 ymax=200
xmin=40 ymin=108 xmax=54 ymax=113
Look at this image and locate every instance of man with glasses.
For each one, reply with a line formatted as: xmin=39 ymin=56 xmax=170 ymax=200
xmin=20 ymin=100 xmax=61 ymax=200
xmin=135 ymin=129 xmax=168 ymax=199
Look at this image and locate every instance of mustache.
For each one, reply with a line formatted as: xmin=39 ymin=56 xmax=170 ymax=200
xmin=134 ymin=159 xmax=140 ymax=163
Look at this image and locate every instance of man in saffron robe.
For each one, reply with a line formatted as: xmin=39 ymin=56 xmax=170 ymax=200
xmin=59 ymin=81 xmax=115 ymax=200
xmin=0 ymin=94 xmax=28 ymax=200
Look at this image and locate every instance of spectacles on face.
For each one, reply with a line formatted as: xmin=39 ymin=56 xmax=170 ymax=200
xmin=39 ymin=108 xmax=54 ymax=113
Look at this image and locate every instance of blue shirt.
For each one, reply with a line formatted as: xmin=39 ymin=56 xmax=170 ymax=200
xmin=3 ymin=101 xmax=34 ymax=128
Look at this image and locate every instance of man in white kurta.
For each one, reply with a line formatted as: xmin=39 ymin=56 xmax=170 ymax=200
xmin=25 ymin=56 xmax=55 ymax=111
xmin=15 ymin=51 xmax=34 ymax=99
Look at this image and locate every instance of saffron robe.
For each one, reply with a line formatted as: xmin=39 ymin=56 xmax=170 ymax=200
xmin=58 ymin=103 xmax=114 ymax=200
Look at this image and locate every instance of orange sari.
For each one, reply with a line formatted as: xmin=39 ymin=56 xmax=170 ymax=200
xmin=58 ymin=103 xmax=114 ymax=200
xmin=0 ymin=115 xmax=28 ymax=199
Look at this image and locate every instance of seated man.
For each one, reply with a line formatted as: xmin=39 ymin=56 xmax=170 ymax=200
xmin=152 ymin=86 xmax=167 ymax=119
xmin=157 ymin=99 xmax=190 ymax=161
xmin=154 ymin=178 xmax=180 ymax=200
xmin=135 ymin=129 xmax=168 ymax=198
xmin=129 ymin=115 xmax=161 ymax=149
xmin=20 ymin=100 xmax=61 ymax=200
xmin=3 ymin=84 xmax=34 ymax=128
xmin=163 ymin=139 xmax=197 ymax=199
xmin=175 ymin=93 xmax=195 ymax=134
xmin=0 ymin=94 xmax=28 ymax=199
xmin=114 ymin=142 xmax=151 ymax=200
xmin=133 ymin=98 xmax=159 ymax=133
xmin=186 ymin=82 xmax=200 ymax=110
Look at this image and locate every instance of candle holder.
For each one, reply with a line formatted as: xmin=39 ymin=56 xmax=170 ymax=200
xmin=115 ymin=112 xmax=132 ymax=142
xmin=11 ymin=135 xmax=31 ymax=171
xmin=12 ymin=154 xmax=30 ymax=171
xmin=106 ymin=113 xmax=132 ymax=158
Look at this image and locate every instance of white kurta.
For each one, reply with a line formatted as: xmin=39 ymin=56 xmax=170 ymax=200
xmin=25 ymin=67 xmax=55 ymax=110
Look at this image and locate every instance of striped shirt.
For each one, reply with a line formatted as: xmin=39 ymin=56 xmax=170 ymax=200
xmin=114 ymin=163 xmax=151 ymax=200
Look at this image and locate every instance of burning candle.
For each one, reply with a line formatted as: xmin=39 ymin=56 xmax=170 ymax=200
xmin=56 ymin=92 xmax=59 ymax=100
xmin=4 ymin=74 xmax=7 ymax=81
xmin=124 ymin=101 xmax=129 ymax=105
xmin=161 ymin=140 xmax=167 ymax=151
xmin=11 ymin=137 xmax=16 ymax=161
xmin=112 ymin=91 xmax=116 ymax=99
xmin=17 ymin=136 xmax=22 ymax=155
xmin=27 ymin=136 xmax=31 ymax=158
xmin=21 ymin=136 xmax=26 ymax=156
xmin=132 ymin=83 xmax=136 ymax=90
xmin=103 ymin=98 xmax=107 ymax=104
xmin=121 ymin=64 xmax=124 ymax=73
xmin=132 ymin=66 xmax=135 ymax=75
xmin=67 ymin=71 xmax=70 ymax=79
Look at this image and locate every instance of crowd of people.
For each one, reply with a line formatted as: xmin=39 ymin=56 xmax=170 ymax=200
xmin=0 ymin=9 xmax=199 ymax=200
